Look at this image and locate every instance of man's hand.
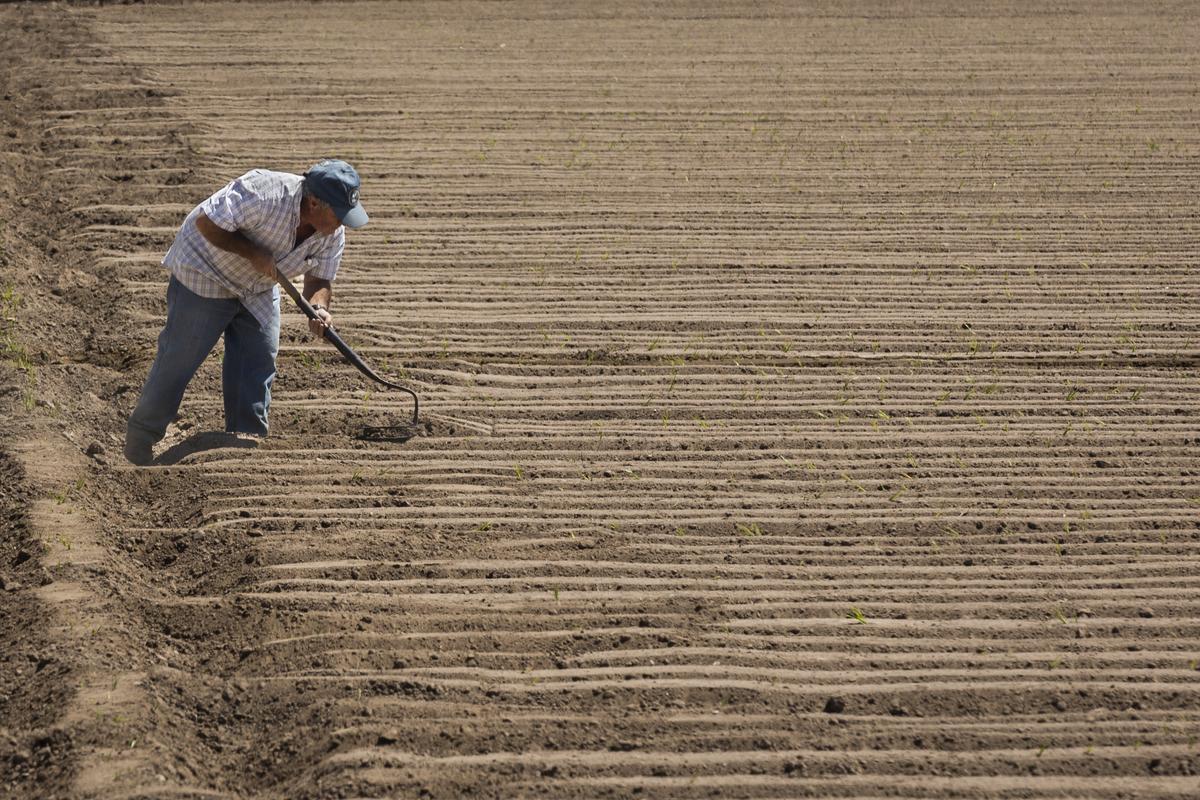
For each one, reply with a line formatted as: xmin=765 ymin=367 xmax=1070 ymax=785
xmin=249 ymin=248 xmax=277 ymax=279
xmin=308 ymin=305 xmax=333 ymax=338
xmin=303 ymin=275 xmax=334 ymax=339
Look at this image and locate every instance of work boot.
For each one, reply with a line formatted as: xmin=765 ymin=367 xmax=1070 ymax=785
xmin=123 ymin=437 xmax=154 ymax=466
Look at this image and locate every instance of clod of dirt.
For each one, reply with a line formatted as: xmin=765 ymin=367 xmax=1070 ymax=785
xmin=1137 ymin=607 xmax=1155 ymax=618
xmin=823 ymin=696 xmax=846 ymax=714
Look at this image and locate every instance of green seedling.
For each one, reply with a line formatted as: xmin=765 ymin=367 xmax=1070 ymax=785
xmin=735 ymin=522 xmax=762 ymax=537
xmin=0 ymin=285 xmax=19 ymax=309
xmin=52 ymin=479 xmax=82 ymax=504
xmin=475 ymin=521 xmax=494 ymax=533
xmin=840 ymin=472 xmax=868 ymax=493
xmin=847 ymin=607 xmax=868 ymax=624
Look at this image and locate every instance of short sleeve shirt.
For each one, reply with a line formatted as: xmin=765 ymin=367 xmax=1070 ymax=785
xmin=162 ymin=169 xmax=345 ymax=328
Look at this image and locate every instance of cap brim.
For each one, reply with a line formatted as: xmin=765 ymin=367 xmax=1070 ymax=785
xmin=337 ymin=203 xmax=369 ymax=229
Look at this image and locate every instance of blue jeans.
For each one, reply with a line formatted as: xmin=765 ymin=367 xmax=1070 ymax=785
xmin=127 ymin=277 xmax=280 ymax=445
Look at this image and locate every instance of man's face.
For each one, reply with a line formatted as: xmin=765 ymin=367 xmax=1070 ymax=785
xmin=307 ymin=196 xmax=342 ymax=235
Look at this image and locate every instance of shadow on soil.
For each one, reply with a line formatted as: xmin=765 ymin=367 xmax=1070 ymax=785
xmin=155 ymin=432 xmax=259 ymax=466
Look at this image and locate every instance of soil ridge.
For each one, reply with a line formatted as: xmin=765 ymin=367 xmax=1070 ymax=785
xmin=0 ymin=5 xmax=220 ymax=798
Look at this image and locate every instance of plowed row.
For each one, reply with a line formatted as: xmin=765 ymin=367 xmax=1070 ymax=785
xmin=71 ymin=1 xmax=1200 ymax=797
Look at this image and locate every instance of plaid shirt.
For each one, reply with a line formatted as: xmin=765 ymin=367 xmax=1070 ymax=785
xmin=163 ymin=169 xmax=345 ymax=329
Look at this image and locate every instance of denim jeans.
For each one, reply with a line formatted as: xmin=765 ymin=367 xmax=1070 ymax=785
xmin=127 ymin=276 xmax=281 ymax=445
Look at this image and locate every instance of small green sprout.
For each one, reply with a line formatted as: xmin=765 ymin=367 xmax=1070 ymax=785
xmin=735 ymin=522 xmax=762 ymax=537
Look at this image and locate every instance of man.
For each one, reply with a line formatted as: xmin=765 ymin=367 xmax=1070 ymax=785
xmin=124 ymin=159 xmax=368 ymax=466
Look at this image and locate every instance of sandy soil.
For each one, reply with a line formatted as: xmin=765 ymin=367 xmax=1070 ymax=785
xmin=2 ymin=1 xmax=1198 ymax=798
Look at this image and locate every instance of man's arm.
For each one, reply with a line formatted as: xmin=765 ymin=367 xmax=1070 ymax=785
xmin=195 ymin=212 xmax=275 ymax=278
xmin=303 ymin=274 xmax=334 ymax=337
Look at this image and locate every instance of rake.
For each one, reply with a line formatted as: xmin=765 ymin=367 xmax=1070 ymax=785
xmin=276 ymin=267 xmax=422 ymax=441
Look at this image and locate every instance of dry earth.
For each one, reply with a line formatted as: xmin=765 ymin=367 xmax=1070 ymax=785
xmin=2 ymin=1 xmax=1199 ymax=798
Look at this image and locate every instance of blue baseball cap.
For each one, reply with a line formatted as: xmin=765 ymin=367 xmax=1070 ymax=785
xmin=304 ymin=159 xmax=368 ymax=228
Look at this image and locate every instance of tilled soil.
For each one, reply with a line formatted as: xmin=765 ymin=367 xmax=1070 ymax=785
xmin=2 ymin=1 xmax=1199 ymax=798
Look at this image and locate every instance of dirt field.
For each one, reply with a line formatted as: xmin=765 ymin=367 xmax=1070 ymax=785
xmin=2 ymin=1 xmax=1199 ymax=798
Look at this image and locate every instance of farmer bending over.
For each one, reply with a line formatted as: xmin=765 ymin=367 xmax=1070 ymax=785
xmin=124 ymin=159 xmax=368 ymax=466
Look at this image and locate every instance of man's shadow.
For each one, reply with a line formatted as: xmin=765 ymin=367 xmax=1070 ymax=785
xmin=154 ymin=431 xmax=259 ymax=466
